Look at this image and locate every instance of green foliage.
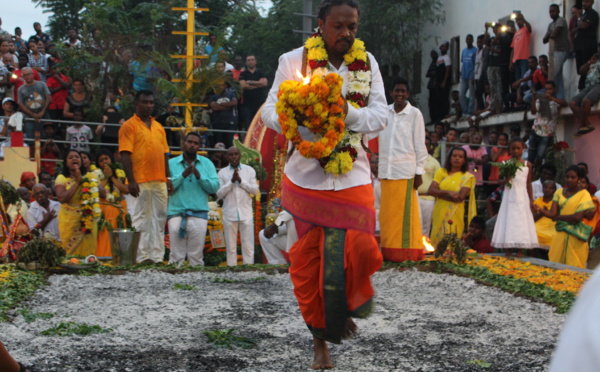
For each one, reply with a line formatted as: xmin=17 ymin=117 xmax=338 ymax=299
xmin=467 ymin=360 xmax=492 ymax=368
xmin=360 ymin=0 xmax=445 ymax=92
xmin=203 ymin=328 xmax=257 ymax=349
xmin=490 ymin=158 xmax=524 ymax=188
xmin=41 ymin=321 xmax=112 ymax=336
xmin=204 ymin=250 xmax=227 ymax=267
xmin=435 ymin=233 xmax=468 ymax=264
xmin=0 ymin=268 xmax=46 ymax=322
xmin=210 ymin=276 xmax=266 ymax=283
xmin=0 ymin=180 xmax=21 ymax=205
xmin=173 ymin=283 xmax=197 ymax=290
xmin=17 ymin=308 xmax=55 ymax=323
xmin=17 ymin=238 xmax=66 ymax=268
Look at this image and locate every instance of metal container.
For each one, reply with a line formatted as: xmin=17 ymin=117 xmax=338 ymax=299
xmin=109 ymin=229 xmax=140 ymax=266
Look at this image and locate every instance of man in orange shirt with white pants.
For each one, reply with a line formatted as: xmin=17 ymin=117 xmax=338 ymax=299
xmin=119 ymin=89 xmax=173 ymax=264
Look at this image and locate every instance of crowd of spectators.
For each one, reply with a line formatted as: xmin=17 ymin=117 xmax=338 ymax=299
xmin=0 ymin=21 xmax=269 ymax=174
xmin=430 ymin=2 xmax=600 ymax=142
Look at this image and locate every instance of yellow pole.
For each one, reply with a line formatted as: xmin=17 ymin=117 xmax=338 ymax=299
xmin=185 ymin=0 xmax=194 ymax=130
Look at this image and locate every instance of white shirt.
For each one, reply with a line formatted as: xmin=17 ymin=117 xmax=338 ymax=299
xmin=549 ymin=267 xmax=600 ymax=372
xmin=532 ymin=178 xmax=563 ymax=200
xmin=25 ymin=199 xmax=61 ymax=241
xmin=217 ymin=164 xmax=259 ymax=221
xmin=373 ymin=102 xmax=427 ymax=180
xmin=275 ymin=210 xmax=297 ymax=252
xmin=261 ymin=46 xmax=388 ymax=191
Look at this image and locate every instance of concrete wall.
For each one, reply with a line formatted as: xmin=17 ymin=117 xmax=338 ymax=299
xmin=0 ymin=147 xmax=38 ymax=187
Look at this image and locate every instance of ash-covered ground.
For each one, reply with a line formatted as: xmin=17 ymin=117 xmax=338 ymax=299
xmin=1 ymin=269 xmax=565 ymax=371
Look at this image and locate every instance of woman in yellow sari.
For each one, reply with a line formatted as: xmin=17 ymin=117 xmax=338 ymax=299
xmin=428 ymin=147 xmax=477 ymax=247
xmin=94 ymin=149 xmax=128 ymax=258
xmin=536 ymin=166 xmax=595 ymax=268
xmin=55 ymin=150 xmax=105 ymax=256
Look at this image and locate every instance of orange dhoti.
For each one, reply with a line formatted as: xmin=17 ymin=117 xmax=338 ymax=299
xmin=283 ymin=176 xmax=382 ymax=344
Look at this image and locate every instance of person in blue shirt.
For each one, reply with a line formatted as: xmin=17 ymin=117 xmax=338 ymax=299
xmin=167 ymin=132 xmax=220 ymax=267
xmin=204 ymin=34 xmax=223 ymax=64
xmin=460 ymin=34 xmax=478 ymax=116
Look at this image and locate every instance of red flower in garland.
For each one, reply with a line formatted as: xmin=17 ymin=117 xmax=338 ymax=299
xmin=348 ymin=60 xmax=368 ymax=71
xmin=82 ymin=188 xmax=89 ymax=193
xmin=309 ymin=60 xmax=328 ymax=69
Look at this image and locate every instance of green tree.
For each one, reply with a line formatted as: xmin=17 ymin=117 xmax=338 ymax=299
xmin=360 ymin=0 xmax=445 ymax=97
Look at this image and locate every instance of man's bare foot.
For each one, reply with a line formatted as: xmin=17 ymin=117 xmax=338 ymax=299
xmin=311 ymin=337 xmax=333 ymax=370
xmin=343 ymin=317 xmax=358 ymax=339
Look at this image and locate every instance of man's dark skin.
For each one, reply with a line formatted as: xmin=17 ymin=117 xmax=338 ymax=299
xmin=226 ymin=146 xmax=242 ymax=184
xmin=120 ymin=93 xmax=173 ymax=198
xmin=32 ymin=184 xmax=56 ymax=230
xmin=543 ymin=5 xmax=565 ymax=44
xmin=233 ymin=55 xmax=244 ymax=70
xmin=181 ymin=134 xmax=201 ymax=180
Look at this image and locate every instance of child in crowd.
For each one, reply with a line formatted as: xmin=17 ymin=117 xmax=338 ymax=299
xmin=66 ymin=108 xmax=93 ymax=153
xmin=529 ymin=81 xmax=566 ymax=168
xmin=462 ymin=132 xmax=488 ymax=186
xmin=41 ymin=123 xmax=62 ymax=176
xmin=462 ymin=216 xmax=493 ymax=253
xmin=491 ymin=137 xmax=539 ymax=256
xmin=533 ymin=180 xmax=557 ymax=254
xmin=446 ymin=90 xmax=462 ymax=123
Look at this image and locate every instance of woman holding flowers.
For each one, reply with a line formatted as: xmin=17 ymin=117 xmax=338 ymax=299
xmin=537 ymin=165 xmax=595 ymax=268
xmin=95 ymin=149 xmax=129 ymax=258
xmin=55 ymin=149 xmax=104 ymax=256
xmin=428 ymin=147 xmax=476 ymax=247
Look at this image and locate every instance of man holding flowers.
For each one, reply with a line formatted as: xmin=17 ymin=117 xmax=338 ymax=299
xmin=262 ymin=0 xmax=387 ymax=369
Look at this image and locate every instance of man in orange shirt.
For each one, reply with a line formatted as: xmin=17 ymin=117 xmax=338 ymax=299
xmin=119 ymin=90 xmax=173 ymax=264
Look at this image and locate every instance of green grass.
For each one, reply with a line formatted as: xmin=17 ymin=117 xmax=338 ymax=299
xmin=16 ymin=308 xmax=55 ymax=323
xmin=173 ymin=283 xmax=197 ymax=290
xmin=41 ymin=321 xmax=112 ymax=336
xmin=203 ymin=328 xmax=257 ymax=349
xmin=0 ymin=268 xmax=46 ymax=322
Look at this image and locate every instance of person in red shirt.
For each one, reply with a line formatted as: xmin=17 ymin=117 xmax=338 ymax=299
xmin=462 ymin=216 xmax=494 ymax=254
xmin=46 ymin=68 xmax=70 ymax=120
xmin=9 ymin=54 xmax=40 ymax=103
xmin=532 ymin=55 xmax=549 ymax=93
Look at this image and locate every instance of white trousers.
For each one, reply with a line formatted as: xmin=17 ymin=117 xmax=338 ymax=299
xmin=419 ymin=198 xmax=435 ymax=238
xmin=132 ymin=181 xmax=168 ymax=263
xmin=258 ymin=230 xmax=287 ymax=265
xmin=168 ymin=216 xmax=208 ymax=267
xmin=223 ymin=219 xmax=254 ymax=266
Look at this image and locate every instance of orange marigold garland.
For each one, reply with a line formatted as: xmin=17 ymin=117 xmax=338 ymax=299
xmin=275 ymin=33 xmax=372 ymax=176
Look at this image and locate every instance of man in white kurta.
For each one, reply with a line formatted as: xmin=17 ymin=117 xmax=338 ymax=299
xmin=258 ymin=210 xmax=298 ymax=265
xmin=217 ymin=147 xmax=258 ymax=266
xmin=25 ymin=183 xmax=60 ymax=240
xmin=371 ymin=78 xmax=428 ymax=262
xmin=260 ymin=2 xmax=388 ymax=366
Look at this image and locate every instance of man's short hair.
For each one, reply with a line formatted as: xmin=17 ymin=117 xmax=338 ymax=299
xmin=391 ymin=77 xmax=409 ymax=92
xmin=539 ymin=54 xmax=548 ymax=60
xmin=477 ymin=34 xmax=485 ymax=41
xmin=246 ymin=53 xmax=256 ymax=60
xmin=185 ymin=132 xmax=202 ymax=142
xmin=469 ymin=216 xmax=486 ymax=231
xmin=134 ymin=90 xmax=154 ymax=102
xmin=466 ymin=34 xmax=473 ymax=39
xmin=541 ymin=162 xmax=557 ymax=175
xmin=22 ymin=67 xmax=32 ymax=74
xmin=528 ymin=55 xmax=538 ymax=62
xmin=545 ymin=80 xmax=556 ymax=88
xmin=317 ymin=0 xmax=361 ymax=22
xmin=550 ymin=4 xmax=560 ymax=11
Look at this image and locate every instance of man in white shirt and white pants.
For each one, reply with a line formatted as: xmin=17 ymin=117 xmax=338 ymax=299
xmin=259 ymin=210 xmax=297 ymax=265
xmin=372 ymin=77 xmax=428 ymax=262
xmin=217 ymin=146 xmax=258 ymax=266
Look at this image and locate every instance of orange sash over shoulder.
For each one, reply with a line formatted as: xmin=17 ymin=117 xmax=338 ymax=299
xmin=282 ymin=176 xmax=382 ymax=344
